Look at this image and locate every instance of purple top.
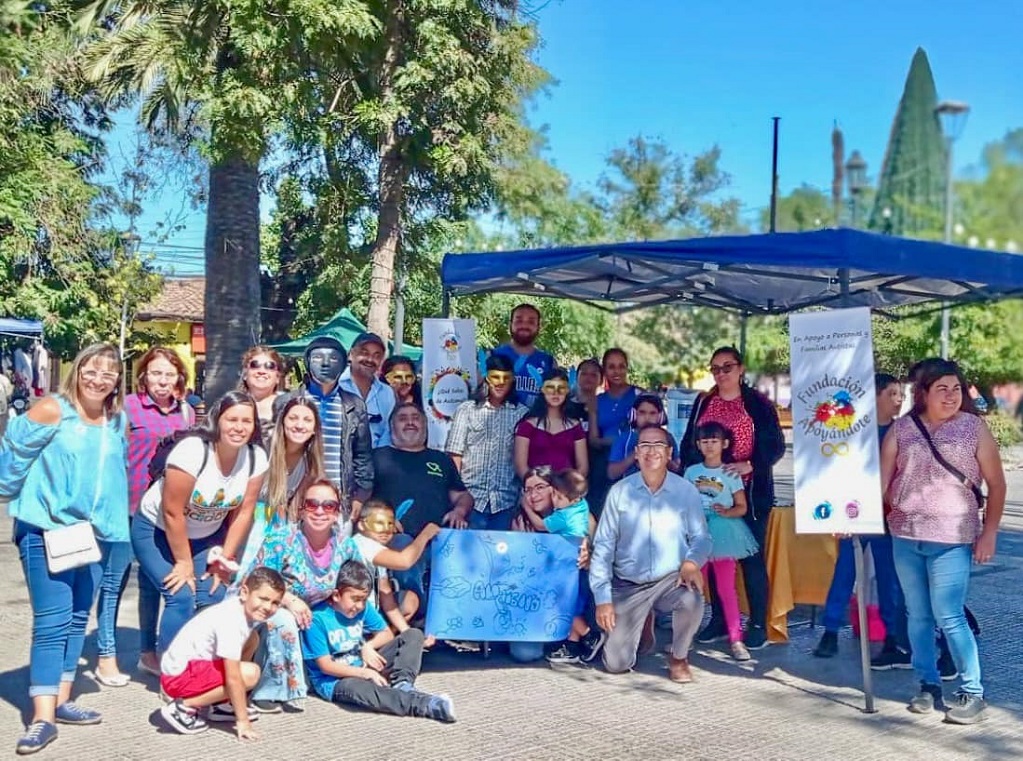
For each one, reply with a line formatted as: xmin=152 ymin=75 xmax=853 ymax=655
xmin=124 ymin=392 xmax=194 ymax=514
xmin=515 ymin=418 xmax=586 ymax=472
xmin=888 ymin=412 xmax=983 ymax=544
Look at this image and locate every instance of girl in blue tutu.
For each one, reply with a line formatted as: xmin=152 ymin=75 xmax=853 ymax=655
xmin=683 ymin=421 xmax=759 ymax=661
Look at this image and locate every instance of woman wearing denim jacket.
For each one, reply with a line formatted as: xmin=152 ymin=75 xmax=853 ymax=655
xmin=0 ymin=343 xmax=129 ymax=755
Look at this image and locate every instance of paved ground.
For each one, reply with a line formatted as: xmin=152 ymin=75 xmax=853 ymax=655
xmin=1 ymin=448 xmax=1021 ymax=760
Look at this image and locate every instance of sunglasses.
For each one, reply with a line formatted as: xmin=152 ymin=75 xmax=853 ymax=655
xmin=248 ymin=360 xmax=279 ymax=371
xmin=542 ymin=382 xmax=569 ymax=394
xmin=386 ymin=371 xmax=416 ymax=384
xmin=709 ymin=362 xmax=738 ymax=376
xmin=303 ymin=499 xmax=341 ymax=514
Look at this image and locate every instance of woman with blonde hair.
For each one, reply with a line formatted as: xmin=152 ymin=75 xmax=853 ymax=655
xmin=238 ymin=345 xmax=286 ymax=445
xmin=1 ymin=343 xmax=130 ymax=754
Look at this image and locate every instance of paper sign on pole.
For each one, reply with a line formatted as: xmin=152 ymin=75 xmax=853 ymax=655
xmin=425 ymin=529 xmax=581 ymax=642
xmin=789 ymin=307 xmax=884 ymax=535
xmin=422 ymin=318 xmax=478 ymax=449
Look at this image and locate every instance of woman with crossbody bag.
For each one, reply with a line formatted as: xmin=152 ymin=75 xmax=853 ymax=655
xmin=881 ymin=359 xmax=1005 ymax=726
xmin=0 ymin=343 xmax=129 ymax=755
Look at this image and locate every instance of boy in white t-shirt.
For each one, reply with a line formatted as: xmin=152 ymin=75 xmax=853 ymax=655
xmin=159 ymin=567 xmax=285 ymax=739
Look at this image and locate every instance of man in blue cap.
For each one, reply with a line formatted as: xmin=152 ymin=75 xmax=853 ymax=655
xmin=339 ymin=332 xmax=396 ymax=448
xmin=276 ymin=336 xmax=373 ymax=525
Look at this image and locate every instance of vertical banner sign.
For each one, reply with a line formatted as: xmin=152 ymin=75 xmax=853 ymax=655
xmin=422 ymin=318 xmax=478 ymax=449
xmin=789 ymin=308 xmax=884 ymax=535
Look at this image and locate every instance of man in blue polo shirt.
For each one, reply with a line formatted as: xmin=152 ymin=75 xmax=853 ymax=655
xmin=490 ymin=303 xmax=556 ymax=409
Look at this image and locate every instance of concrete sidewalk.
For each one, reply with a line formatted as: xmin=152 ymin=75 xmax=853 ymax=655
xmin=1 ymin=458 xmax=1021 ymax=759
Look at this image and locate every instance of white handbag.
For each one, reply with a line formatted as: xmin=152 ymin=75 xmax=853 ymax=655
xmin=43 ymin=522 xmax=101 ymax=573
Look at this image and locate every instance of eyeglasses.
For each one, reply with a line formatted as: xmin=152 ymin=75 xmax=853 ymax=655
xmin=542 ymin=382 xmax=569 ymax=395
xmin=146 ymin=370 xmax=179 ymax=381
xmin=386 ymin=371 xmax=416 ymax=384
xmin=80 ymin=370 xmax=119 ymax=384
xmin=709 ymin=362 xmax=738 ymax=376
xmin=303 ymin=499 xmax=340 ymax=514
xmin=248 ymin=360 xmax=279 ymax=372
xmin=635 ymin=442 xmax=670 ymax=452
xmin=523 ymin=483 xmax=552 ymax=495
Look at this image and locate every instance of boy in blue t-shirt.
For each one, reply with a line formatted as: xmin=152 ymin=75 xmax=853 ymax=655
xmin=520 ymin=469 xmax=604 ymax=666
xmin=301 ymin=560 xmax=455 ymax=722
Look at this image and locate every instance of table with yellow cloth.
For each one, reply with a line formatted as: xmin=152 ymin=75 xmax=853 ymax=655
xmin=725 ymin=506 xmax=838 ymax=643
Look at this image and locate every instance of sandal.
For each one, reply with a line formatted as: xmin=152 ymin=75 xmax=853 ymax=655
xmin=94 ymin=670 xmax=130 ymax=688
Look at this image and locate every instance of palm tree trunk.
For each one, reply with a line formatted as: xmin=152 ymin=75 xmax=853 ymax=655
xmin=366 ymin=0 xmax=406 ymax=339
xmin=203 ymin=150 xmax=261 ymax=403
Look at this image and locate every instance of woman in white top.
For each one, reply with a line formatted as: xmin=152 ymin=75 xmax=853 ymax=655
xmin=130 ymin=390 xmax=268 ymax=652
xmin=238 ymin=345 xmax=285 ymax=447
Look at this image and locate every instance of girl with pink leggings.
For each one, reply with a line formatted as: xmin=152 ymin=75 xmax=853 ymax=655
xmin=683 ymin=422 xmax=760 ymax=661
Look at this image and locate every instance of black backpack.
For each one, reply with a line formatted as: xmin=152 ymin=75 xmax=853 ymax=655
xmin=147 ymin=430 xmax=256 ymax=488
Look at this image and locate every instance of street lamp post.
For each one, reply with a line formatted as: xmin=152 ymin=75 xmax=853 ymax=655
xmin=845 ymin=150 xmax=867 ymax=227
xmin=935 ymin=99 xmax=970 ymax=359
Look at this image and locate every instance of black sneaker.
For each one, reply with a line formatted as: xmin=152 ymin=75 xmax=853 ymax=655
xmin=206 ymin=702 xmax=259 ymax=723
xmin=813 ymin=631 xmax=838 ymax=658
xmin=546 ymin=641 xmax=580 ymax=665
xmin=870 ymin=643 xmax=912 ymax=671
xmin=251 ymin=700 xmax=282 ymax=714
xmin=944 ymin=691 xmax=988 ymax=725
xmin=579 ymin=628 xmax=607 ymax=663
xmin=696 ymin=618 xmax=728 ymax=644
xmin=744 ymin=624 xmax=769 ymax=650
xmin=908 ymin=683 xmax=944 ymax=714
xmin=159 ymin=700 xmax=209 ymax=735
xmin=937 ymin=648 xmax=958 ymax=681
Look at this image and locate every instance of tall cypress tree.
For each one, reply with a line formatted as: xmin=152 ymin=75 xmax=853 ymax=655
xmin=869 ymin=48 xmax=948 ymax=235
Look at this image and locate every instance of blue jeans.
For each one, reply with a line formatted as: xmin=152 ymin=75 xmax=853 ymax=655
xmin=892 ymin=537 xmax=982 ymax=695
xmin=822 ymin=535 xmax=908 ymax=648
xmin=130 ymin=515 xmax=227 ymax=652
xmin=468 ymin=509 xmax=515 ymax=532
xmin=136 ymin=567 xmax=161 ymax=653
xmin=15 ymin=521 xmax=101 ymax=697
xmin=96 ymin=541 xmax=133 ymax=657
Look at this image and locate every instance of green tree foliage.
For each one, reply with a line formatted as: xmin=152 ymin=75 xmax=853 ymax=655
xmin=758 ymin=185 xmax=832 ymax=232
xmin=868 ymin=47 xmax=947 ymax=235
xmin=0 ymin=4 xmax=161 ymax=357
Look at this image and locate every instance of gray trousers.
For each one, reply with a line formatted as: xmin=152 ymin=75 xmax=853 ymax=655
xmin=602 ymin=573 xmax=704 ymax=674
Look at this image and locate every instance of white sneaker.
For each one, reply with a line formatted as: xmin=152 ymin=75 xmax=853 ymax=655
xmin=731 ymin=641 xmax=752 ymax=662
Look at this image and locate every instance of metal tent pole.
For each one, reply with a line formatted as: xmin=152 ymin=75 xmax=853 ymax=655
xmin=853 ymin=537 xmax=877 ymax=713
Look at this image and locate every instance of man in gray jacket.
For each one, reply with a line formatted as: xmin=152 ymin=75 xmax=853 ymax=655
xmin=590 ymin=424 xmax=712 ymax=683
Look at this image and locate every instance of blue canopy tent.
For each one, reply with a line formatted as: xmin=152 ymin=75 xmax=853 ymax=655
xmin=0 ymin=318 xmax=44 ymax=340
xmin=440 ymin=228 xmax=1023 ymax=317
xmin=441 ymin=227 xmax=1023 ymax=713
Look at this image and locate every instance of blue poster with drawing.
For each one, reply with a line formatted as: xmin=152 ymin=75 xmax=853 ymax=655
xmin=425 ymin=530 xmax=582 ymax=642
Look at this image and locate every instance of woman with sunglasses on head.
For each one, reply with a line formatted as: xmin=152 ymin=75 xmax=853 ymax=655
xmin=380 ymin=356 xmax=422 ymax=408
xmin=514 ymin=368 xmax=589 ymax=479
xmin=131 ymin=390 xmax=269 ymax=655
xmin=1 ymin=343 xmax=130 ymax=754
xmin=680 ymin=346 xmax=784 ymax=651
xmin=238 ymin=346 xmax=286 ymax=446
xmin=116 ymin=347 xmax=195 ymax=682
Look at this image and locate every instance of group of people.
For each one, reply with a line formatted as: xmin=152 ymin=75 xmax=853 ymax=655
xmin=0 ymin=302 xmax=1006 ymax=754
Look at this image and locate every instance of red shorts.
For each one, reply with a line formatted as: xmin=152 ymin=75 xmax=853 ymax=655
xmin=161 ymin=660 xmax=227 ymax=699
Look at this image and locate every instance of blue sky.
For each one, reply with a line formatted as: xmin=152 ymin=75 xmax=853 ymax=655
xmin=121 ymin=0 xmax=1023 ymax=272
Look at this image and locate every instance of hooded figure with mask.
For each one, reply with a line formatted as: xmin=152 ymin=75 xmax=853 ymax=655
xmin=275 ymin=337 xmax=373 ymax=526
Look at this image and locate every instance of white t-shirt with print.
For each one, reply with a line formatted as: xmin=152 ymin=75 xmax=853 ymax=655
xmin=349 ymin=534 xmax=389 ymax=605
xmin=161 ymin=595 xmax=254 ymax=677
xmin=138 ymin=436 xmax=269 ymax=539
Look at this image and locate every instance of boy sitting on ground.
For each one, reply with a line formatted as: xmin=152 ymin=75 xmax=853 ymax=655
xmin=159 ymin=566 xmax=286 ymax=738
xmin=301 ymin=560 xmax=456 ymax=722
xmin=520 ymin=469 xmax=605 ymax=665
xmin=345 ymin=499 xmax=440 ymax=632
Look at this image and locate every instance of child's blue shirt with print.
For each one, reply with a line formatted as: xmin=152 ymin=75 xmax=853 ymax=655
xmin=301 ymin=601 xmax=387 ymax=700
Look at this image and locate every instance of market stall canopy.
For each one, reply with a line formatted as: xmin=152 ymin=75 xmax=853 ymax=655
xmin=0 ymin=318 xmax=44 ymax=338
xmin=441 ymin=228 xmax=1023 ymax=315
xmin=270 ymin=308 xmax=422 ymax=361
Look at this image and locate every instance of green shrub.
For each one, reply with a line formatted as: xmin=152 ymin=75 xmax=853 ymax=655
xmin=984 ymin=411 xmax=1023 ymax=449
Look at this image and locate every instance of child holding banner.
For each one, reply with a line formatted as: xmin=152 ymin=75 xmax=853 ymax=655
xmin=684 ymin=422 xmax=759 ymax=662
xmin=519 ymin=469 xmax=604 ymax=665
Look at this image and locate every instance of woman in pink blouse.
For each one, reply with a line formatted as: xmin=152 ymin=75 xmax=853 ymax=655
xmin=514 ymin=368 xmax=589 ymax=477
xmin=881 ymin=359 xmax=1005 ymax=725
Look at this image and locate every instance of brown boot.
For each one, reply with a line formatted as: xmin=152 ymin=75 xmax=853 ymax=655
xmin=668 ymin=656 xmax=693 ymax=683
